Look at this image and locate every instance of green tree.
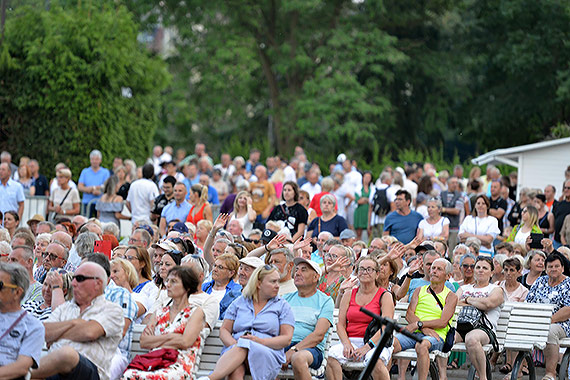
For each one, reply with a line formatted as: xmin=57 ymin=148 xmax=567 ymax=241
xmin=0 ymin=4 xmax=169 ymax=178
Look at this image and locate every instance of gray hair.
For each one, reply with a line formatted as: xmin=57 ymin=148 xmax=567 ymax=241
xmin=89 ymin=150 xmax=102 ymax=159
xmin=432 ymin=258 xmax=453 ymax=274
xmin=270 ymin=247 xmax=294 ymax=263
xmin=0 ymin=241 xmax=12 ymax=256
xmin=493 ymin=254 xmax=508 ymax=268
xmin=320 ymin=193 xmax=337 ymax=207
xmin=11 ymin=245 xmax=33 ymax=261
xmin=102 ymin=222 xmax=120 ymax=239
xmin=465 ymin=237 xmax=481 ymax=253
xmin=380 ymin=171 xmax=392 ymax=183
xmin=36 ymin=233 xmax=52 ymax=244
xmin=75 ymin=232 xmax=98 ymax=258
xmin=460 ymin=253 xmax=476 ymax=265
xmin=524 ymin=249 xmax=547 ymax=270
xmin=181 ymin=255 xmax=210 ymax=276
xmin=37 ymin=221 xmax=56 ymax=232
xmin=0 ymin=262 xmax=29 ymax=301
xmin=0 ymin=228 xmax=10 ymax=243
xmin=318 ymin=231 xmax=334 ymax=241
xmin=321 ymin=177 xmax=334 ymax=192
xmin=428 ymin=198 xmax=443 ymax=209
xmin=453 ymin=244 xmax=469 ymax=256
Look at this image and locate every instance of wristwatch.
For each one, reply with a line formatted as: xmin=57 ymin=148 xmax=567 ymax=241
xmin=417 ymin=321 xmax=424 ymax=330
xmin=291 ymin=346 xmax=299 ymax=352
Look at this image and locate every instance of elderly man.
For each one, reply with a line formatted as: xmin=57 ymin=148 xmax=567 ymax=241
xmin=218 ymin=256 xmax=264 ymax=319
xmin=392 ymin=258 xmax=458 ymax=380
xmin=0 ymin=162 xmax=25 ymax=220
xmin=227 ymin=219 xmax=246 ymax=240
xmin=71 ymin=215 xmax=88 ymax=235
xmin=159 ymin=182 xmax=191 ymax=237
xmin=77 ymin=150 xmax=110 ymax=218
xmin=339 ymin=229 xmax=356 ymax=247
xmin=32 ymin=262 xmax=124 ymax=380
xmin=284 ymin=258 xmax=333 ymax=379
xmin=311 ymin=231 xmax=333 ymax=266
xmin=268 ymin=247 xmax=297 ymax=295
xmin=0 ymin=262 xmax=45 ymax=379
xmin=9 ymin=245 xmax=43 ymax=304
xmin=127 ymin=164 xmax=159 ymax=222
xmin=129 ymin=228 xmax=151 ymax=249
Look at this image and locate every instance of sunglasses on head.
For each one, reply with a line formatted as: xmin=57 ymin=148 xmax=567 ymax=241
xmin=190 ymin=254 xmax=206 ymax=272
xmin=264 ymin=264 xmax=277 ymax=271
xmin=73 ymin=275 xmax=100 ymax=283
xmin=0 ymin=281 xmax=19 ymax=291
xmin=167 ymin=250 xmax=183 ymax=255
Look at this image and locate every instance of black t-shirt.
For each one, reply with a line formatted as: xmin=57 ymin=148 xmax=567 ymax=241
xmin=117 ymin=182 xmax=130 ymax=199
xmin=267 ymin=202 xmax=308 ymax=236
xmin=553 ymin=200 xmax=570 ymax=242
xmin=151 ymin=193 xmax=174 ymax=216
xmin=32 ymin=174 xmax=49 ymax=196
xmin=508 ymin=202 xmax=522 ymax=228
xmin=489 ymin=196 xmax=508 ymax=233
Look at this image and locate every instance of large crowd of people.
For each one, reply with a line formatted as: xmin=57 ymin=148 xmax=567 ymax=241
xmin=0 ymin=145 xmax=569 ymax=380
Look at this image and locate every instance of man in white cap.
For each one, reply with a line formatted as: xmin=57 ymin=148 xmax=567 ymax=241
xmin=282 ymin=257 xmax=334 ymax=379
xmin=218 ymin=256 xmax=264 ymax=319
xmin=150 ymin=240 xmax=178 ymax=274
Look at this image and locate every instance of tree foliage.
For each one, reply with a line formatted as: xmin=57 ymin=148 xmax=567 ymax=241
xmin=0 ymin=4 xmax=169 ymax=178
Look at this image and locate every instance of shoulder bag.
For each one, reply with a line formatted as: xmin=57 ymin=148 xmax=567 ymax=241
xmin=427 ymin=286 xmax=455 ymax=353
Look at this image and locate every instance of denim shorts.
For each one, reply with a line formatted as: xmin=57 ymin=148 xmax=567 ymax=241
xmin=395 ymin=332 xmax=444 ymax=352
xmin=285 ymin=342 xmax=324 ymax=369
xmin=46 ymin=354 xmax=100 ymax=380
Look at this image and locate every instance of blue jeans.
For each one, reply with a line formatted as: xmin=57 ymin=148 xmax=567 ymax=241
xmin=395 ymin=332 xmax=444 ymax=352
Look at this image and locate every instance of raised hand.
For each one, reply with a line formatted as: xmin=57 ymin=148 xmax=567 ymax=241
xmin=328 ymin=255 xmax=350 ymax=272
xmin=266 ymin=234 xmax=288 ymax=251
xmin=213 ymin=213 xmax=230 ymax=230
xmin=293 ymin=236 xmax=312 ymax=252
xmin=387 ymin=242 xmax=406 ymax=261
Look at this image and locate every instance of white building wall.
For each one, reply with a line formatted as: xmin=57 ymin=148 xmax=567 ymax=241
xmin=518 ymin=143 xmax=570 ymax=194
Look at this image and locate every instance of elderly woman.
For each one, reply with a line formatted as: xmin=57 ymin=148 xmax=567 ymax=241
xmin=307 ymin=194 xmax=348 ymax=238
xmin=125 ymin=245 xmax=159 ymax=322
xmin=526 ymin=253 xmax=570 ymax=380
xmin=326 ymin=257 xmax=394 ymax=380
xmin=202 ymin=252 xmax=241 ymax=305
xmin=455 ymin=256 xmax=505 ymax=380
xmin=32 ymin=233 xmax=51 ymax=273
xmin=122 ymin=267 xmax=205 ymax=380
xmin=491 ymin=254 xmax=507 ymax=284
xmin=267 ymin=181 xmax=308 ymax=241
xmin=417 ymin=198 xmax=450 ymax=241
xmin=195 ymin=219 xmax=213 ymax=250
xmin=318 ymin=244 xmax=355 ymax=303
xmin=458 ymin=253 xmax=476 ymax=286
xmin=47 ymin=168 xmax=80 ymax=219
xmin=199 ymin=265 xmax=295 ymax=380
xmin=186 ymin=184 xmax=213 ymax=224
xmin=459 ymin=195 xmax=500 ymax=256
xmin=505 ymin=205 xmax=542 ymax=245
xmin=111 ymin=258 xmax=139 ymax=292
xmin=23 ymin=270 xmax=72 ymax=320
xmin=230 ymin=191 xmax=256 ymax=237
xmin=520 ymin=249 xmax=546 ymax=289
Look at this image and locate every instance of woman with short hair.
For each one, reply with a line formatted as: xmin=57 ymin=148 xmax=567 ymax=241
xmin=417 ymin=198 xmax=450 ymax=241
xmin=306 ymin=194 xmax=348 ymax=238
xmin=520 ymin=249 xmax=546 ymax=289
xmin=47 ymin=168 xmax=80 ymax=220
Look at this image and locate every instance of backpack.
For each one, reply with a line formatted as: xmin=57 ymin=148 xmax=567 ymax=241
xmin=372 ymin=187 xmax=390 ymax=216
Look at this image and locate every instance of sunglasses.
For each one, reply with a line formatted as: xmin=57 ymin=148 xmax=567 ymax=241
xmin=72 ymin=275 xmax=100 ymax=283
xmin=462 ymin=264 xmax=475 ymax=269
xmin=167 ymin=250 xmax=182 ymax=255
xmin=190 ymin=254 xmax=206 ymax=272
xmin=264 ymin=264 xmax=278 ymax=271
xmin=42 ymin=252 xmax=63 ymax=261
xmin=0 ymin=281 xmax=19 ymax=291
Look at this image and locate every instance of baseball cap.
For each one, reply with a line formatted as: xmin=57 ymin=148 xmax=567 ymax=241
xmin=171 ymin=222 xmax=189 ymax=234
xmin=339 ymin=229 xmax=357 ymax=240
xmin=293 ymin=257 xmax=322 ymax=277
xmin=239 ymin=256 xmax=264 ymax=269
xmin=261 ymin=229 xmax=277 ymax=244
xmin=415 ymin=242 xmax=435 ymax=253
xmin=152 ymin=240 xmax=179 ymax=252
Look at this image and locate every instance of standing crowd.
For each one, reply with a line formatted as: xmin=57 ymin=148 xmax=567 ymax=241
xmin=0 ymin=144 xmax=570 ymax=380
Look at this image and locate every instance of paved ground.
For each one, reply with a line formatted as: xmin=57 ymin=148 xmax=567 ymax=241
xmin=389 ymin=363 xmax=548 ymax=379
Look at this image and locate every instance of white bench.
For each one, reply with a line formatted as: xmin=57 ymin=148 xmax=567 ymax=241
xmin=503 ymin=302 xmax=554 ymax=380
xmin=194 ymin=320 xmax=332 ymax=379
xmin=560 ymin=338 xmax=570 ymax=380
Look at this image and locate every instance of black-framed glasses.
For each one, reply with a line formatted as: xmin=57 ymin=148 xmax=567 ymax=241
xmin=0 ymin=281 xmax=19 ymax=291
xmin=73 ymin=275 xmax=99 ymax=283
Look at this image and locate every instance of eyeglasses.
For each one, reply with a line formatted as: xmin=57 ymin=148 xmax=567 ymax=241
xmin=0 ymin=281 xmax=19 ymax=291
xmin=213 ymin=264 xmax=228 ymax=271
xmin=125 ymin=255 xmax=139 ymax=261
xmin=565 ymin=187 xmax=570 ymax=190
xmin=462 ymin=264 xmax=475 ymax=269
xmin=358 ymin=267 xmax=378 ymax=274
xmin=264 ymin=264 xmax=277 ymax=271
xmin=129 ymin=237 xmax=143 ymax=244
xmin=325 ymin=253 xmax=339 ymax=260
xmin=42 ymin=252 xmax=63 ymax=261
xmin=72 ymin=275 xmax=100 ymax=282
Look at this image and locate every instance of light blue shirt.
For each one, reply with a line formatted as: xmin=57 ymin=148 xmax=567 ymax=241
xmin=78 ymin=166 xmax=110 ymax=204
xmin=161 ymin=200 xmax=192 ymax=224
xmin=105 ymin=282 xmax=138 ymax=356
xmin=0 ymin=179 xmax=25 ymax=214
xmin=384 ymin=210 xmax=424 ymax=244
xmin=283 ymin=290 xmax=334 ymax=353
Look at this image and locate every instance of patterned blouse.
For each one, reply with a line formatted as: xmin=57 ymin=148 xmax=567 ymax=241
xmin=317 ymin=273 xmax=346 ymax=302
xmin=526 ymin=275 xmax=570 ymax=335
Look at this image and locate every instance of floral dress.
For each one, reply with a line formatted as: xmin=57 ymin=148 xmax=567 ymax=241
xmin=317 ymin=273 xmax=345 ymax=302
xmin=122 ymin=305 xmax=202 ymax=380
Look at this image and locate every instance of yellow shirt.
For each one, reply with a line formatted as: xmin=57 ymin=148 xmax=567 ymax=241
xmin=414 ymin=285 xmax=452 ymax=339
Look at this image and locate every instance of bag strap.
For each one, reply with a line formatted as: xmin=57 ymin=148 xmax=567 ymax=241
xmin=59 ymin=188 xmax=72 ymax=206
xmin=0 ymin=310 xmax=27 ymax=341
xmin=427 ymin=286 xmax=450 ymax=328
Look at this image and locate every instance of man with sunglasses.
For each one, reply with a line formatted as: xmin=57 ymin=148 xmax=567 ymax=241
xmin=0 ymin=262 xmax=45 ymax=379
xmin=32 ymin=262 xmax=124 ymax=380
xmin=34 ymin=242 xmax=69 ymax=284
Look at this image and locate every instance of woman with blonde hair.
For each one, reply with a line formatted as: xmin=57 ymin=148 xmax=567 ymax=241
xmin=111 ymin=258 xmax=139 ymax=291
xmin=200 ymin=265 xmax=294 ymax=380
xmin=230 ymin=190 xmax=256 ymax=236
xmin=186 ymin=184 xmax=213 ymax=224
xmin=195 ymin=219 xmax=213 ymax=250
xmin=505 ymin=205 xmax=541 ymax=245
xmin=47 ymin=168 xmax=80 ymax=219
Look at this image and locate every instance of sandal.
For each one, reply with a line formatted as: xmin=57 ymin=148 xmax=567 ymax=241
xmin=447 ymin=360 xmax=460 ymax=370
xmin=499 ymin=363 xmax=512 ymax=374
xmin=522 ymin=366 xmax=529 ymax=376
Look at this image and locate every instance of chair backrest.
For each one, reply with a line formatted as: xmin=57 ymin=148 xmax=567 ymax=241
xmin=504 ymin=302 xmax=554 ymax=351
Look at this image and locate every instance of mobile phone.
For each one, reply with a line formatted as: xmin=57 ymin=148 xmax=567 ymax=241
xmin=529 ymin=233 xmax=544 ymax=249
xmin=243 ymin=331 xmax=252 ymax=336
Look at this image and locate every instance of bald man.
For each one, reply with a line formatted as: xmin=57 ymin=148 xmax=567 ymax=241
xmin=32 ymin=262 xmax=124 ymax=380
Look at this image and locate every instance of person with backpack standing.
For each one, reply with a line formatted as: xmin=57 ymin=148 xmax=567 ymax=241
xmin=367 ymin=171 xmax=396 ymax=241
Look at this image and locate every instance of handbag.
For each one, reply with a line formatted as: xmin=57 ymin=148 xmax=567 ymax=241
xmin=126 ymin=348 xmax=179 ymax=371
xmin=427 ymin=286 xmax=455 ymax=353
xmin=456 ymin=304 xmax=499 ymax=352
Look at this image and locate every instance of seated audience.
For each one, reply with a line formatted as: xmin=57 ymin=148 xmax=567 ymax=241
xmin=198 ymin=265 xmax=295 ymax=380
xmin=202 ymin=253 xmax=241 ymax=306
xmin=318 ymin=244 xmax=355 ymax=302
xmin=154 ymin=249 xmax=183 ymax=310
xmin=126 ymin=245 xmax=159 ymax=323
xmin=122 ymin=266 xmax=204 ymax=380
xmin=267 ymin=247 xmax=297 ymax=296
xmin=520 ymin=249 xmax=546 ymax=289
xmin=417 ymin=198 xmax=450 ymax=241
xmin=218 ymin=256 xmax=264 ymax=319
xmin=23 ymin=270 xmax=72 ymax=320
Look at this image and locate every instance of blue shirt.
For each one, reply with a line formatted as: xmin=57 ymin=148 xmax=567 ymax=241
xmin=283 ymin=290 xmax=334 ymax=353
xmin=0 ymin=179 xmax=25 ymax=214
xmin=202 ymin=279 xmax=242 ymax=295
xmin=104 ymin=282 xmax=138 ymax=356
xmin=0 ymin=310 xmax=45 ymax=368
xmin=308 ymin=215 xmax=348 ymax=238
xmin=78 ymin=166 xmax=110 ymax=204
xmin=384 ymin=210 xmax=424 ymax=244
xmin=161 ymin=200 xmax=192 ymax=224
xmin=219 ymin=287 xmax=243 ymax=319
xmin=406 ymin=278 xmax=457 ymax=300
xmin=208 ymin=185 xmax=220 ymax=205
xmin=183 ymin=177 xmax=200 ymax=198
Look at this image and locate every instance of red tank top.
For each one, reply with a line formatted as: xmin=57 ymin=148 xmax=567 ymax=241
xmin=186 ymin=203 xmax=206 ymax=224
xmin=345 ymin=286 xmax=385 ymax=338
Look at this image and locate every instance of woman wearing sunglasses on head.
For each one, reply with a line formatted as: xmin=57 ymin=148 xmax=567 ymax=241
xmin=122 ymin=266 xmax=205 ymax=380
xmin=125 ymin=246 xmax=159 ymax=324
xmin=197 ymin=265 xmax=295 ymax=380
xmin=152 ymin=249 xmax=183 ymax=312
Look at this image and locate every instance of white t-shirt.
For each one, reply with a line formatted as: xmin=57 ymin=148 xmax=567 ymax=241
xmin=418 ymin=217 xmax=450 ymax=239
xmin=300 ymin=182 xmax=322 ymax=200
xmin=49 ymin=187 xmax=81 ymax=214
xmin=514 ymin=229 xmax=531 ymax=246
xmin=283 ymin=166 xmax=297 ymax=183
xmin=459 ymin=215 xmax=500 ymax=239
xmin=460 ymin=283 xmax=504 ymax=330
xmin=126 ymin=178 xmax=159 ymax=221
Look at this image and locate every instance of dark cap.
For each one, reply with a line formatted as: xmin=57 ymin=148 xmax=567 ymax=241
xmin=171 ymin=222 xmax=189 ymax=234
xmin=261 ymin=229 xmax=277 ymax=244
xmin=415 ymin=242 xmax=435 ymax=253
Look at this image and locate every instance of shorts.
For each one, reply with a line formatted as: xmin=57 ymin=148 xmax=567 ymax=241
xmin=547 ymin=323 xmax=567 ymax=345
xmin=285 ymin=342 xmax=324 ymax=369
xmin=395 ymin=332 xmax=444 ymax=352
xmin=46 ymin=354 xmax=100 ymax=380
xmin=328 ymin=337 xmax=393 ymax=366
